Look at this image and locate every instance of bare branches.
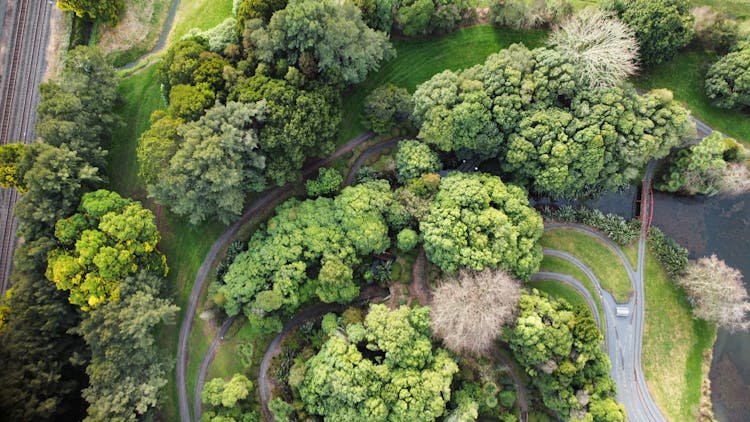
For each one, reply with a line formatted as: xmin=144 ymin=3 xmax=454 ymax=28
xmin=548 ymin=8 xmax=639 ymax=88
xmin=430 ymin=268 xmax=522 ymax=355
xmin=678 ymin=254 xmax=750 ymax=332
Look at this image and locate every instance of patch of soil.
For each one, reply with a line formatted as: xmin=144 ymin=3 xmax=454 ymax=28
xmin=408 ymin=247 xmax=432 ymax=306
xmin=43 ymin=8 xmax=65 ymax=81
xmin=97 ymin=0 xmax=164 ymax=54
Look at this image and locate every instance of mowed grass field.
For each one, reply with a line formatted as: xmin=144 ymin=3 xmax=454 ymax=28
xmin=337 ymin=25 xmax=547 ymax=143
xmin=642 ymin=249 xmax=716 ymax=422
xmin=539 ymin=229 xmax=633 ymax=302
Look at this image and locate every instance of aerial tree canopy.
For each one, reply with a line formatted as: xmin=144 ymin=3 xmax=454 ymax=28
xmin=616 ymin=0 xmax=694 ymax=66
xmin=249 ymin=0 xmax=395 ymax=84
xmin=297 ymin=304 xmax=459 ymax=422
xmin=705 ymin=42 xmax=750 ymax=109
xmin=46 ymin=190 xmax=166 ymax=310
xmin=413 ymin=43 xmax=695 ymax=197
xmin=56 ymin=0 xmax=123 ymax=24
xmin=149 ymin=101 xmax=267 ymax=225
xmin=420 ymin=172 xmax=543 ymax=279
xmin=509 ymin=290 xmax=625 ymax=421
xmin=218 ymin=181 xmax=396 ymax=318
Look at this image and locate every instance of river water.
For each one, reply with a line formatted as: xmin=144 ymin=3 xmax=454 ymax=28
xmin=586 ymin=189 xmax=750 ymax=422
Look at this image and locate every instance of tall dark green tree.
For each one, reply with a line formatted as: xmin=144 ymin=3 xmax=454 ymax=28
xmin=618 ymin=0 xmax=694 ymax=66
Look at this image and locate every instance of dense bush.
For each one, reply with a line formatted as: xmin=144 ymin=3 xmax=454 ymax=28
xmin=420 ymin=173 xmax=544 ymax=279
xmin=363 ymin=84 xmax=414 ymax=134
xmin=648 ymin=227 xmax=689 ymax=278
xmin=217 ymin=181 xmax=398 ymax=319
xmin=413 ymin=44 xmax=695 ymax=197
xmin=306 ymin=167 xmax=343 ymax=197
xmin=705 ymin=43 xmax=750 ymax=109
xmin=396 ymin=0 xmax=471 ymax=36
xmin=617 ymin=0 xmax=694 ymax=66
xmin=296 ymin=305 xmax=459 ymax=421
xmin=489 ymin=0 xmax=572 ymax=29
xmin=395 ymin=140 xmax=441 ymax=183
xmin=510 ymin=290 xmax=625 ymax=421
xmin=542 ymin=206 xmax=640 ymax=245
xmin=692 ymin=6 xmax=740 ymax=54
xmin=657 ymin=132 xmax=735 ymax=196
xmin=396 ymin=228 xmax=419 ymax=251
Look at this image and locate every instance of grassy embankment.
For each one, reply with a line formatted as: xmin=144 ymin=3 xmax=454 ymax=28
xmin=532 ymin=280 xmax=594 ymax=319
xmin=641 ymin=249 xmax=716 ymax=422
xmin=537 ymin=255 xmax=605 ymax=327
xmin=539 ymin=229 xmax=633 ymax=302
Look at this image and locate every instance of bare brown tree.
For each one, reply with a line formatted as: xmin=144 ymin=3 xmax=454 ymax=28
xmin=430 ymin=268 xmax=522 ymax=355
xmin=547 ymin=8 xmax=639 ymax=88
xmin=678 ymin=254 xmax=750 ymax=332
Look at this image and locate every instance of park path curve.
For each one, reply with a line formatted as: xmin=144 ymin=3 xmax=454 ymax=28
xmin=176 ymin=132 xmax=375 ymax=422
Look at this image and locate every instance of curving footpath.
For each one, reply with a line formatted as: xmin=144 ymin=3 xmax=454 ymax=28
xmin=530 ymin=270 xmax=602 ymax=329
xmin=177 ymin=132 xmax=376 ymax=422
xmin=192 ymin=315 xmax=237 ymax=419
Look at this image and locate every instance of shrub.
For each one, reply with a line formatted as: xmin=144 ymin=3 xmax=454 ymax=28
xmin=705 ymin=44 xmax=750 ymax=109
xmin=306 ymin=167 xmax=343 ymax=198
xmin=692 ymin=6 xmax=739 ymax=54
xmin=648 ymin=227 xmax=689 ymax=278
xmin=397 ymin=228 xmax=420 ymax=252
xmin=363 ymin=84 xmax=414 ymax=134
xmin=547 ymin=8 xmax=638 ymax=88
xmin=489 ymin=0 xmax=572 ymax=29
xmin=542 ymin=206 xmax=640 ymax=245
xmin=619 ymin=0 xmax=694 ymax=66
xmin=657 ymin=132 xmax=730 ymax=196
xmin=395 ymin=140 xmax=442 ymax=183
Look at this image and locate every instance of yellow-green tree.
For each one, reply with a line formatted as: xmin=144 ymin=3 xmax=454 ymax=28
xmin=46 ymin=190 xmax=166 ymax=310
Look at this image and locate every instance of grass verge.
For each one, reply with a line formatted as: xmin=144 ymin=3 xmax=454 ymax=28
xmin=532 ymin=280 xmax=594 ymax=319
xmin=540 ymin=229 xmax=633 ymax=302
xmin=642 ymin=249 xmax=717 ymax=422
xmin=337 ymin=25 xmax=547 ymax=144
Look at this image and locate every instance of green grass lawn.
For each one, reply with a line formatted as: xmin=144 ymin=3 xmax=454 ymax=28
xmin=538 ymin=255 xmax=605 ymax=326
xmin=642 ymin=249 xmax=717 ymax=422
xmin=170 ymin=0 xmax=234 ymax=42
xmin=540 ymin=229 xmax=633 ymax=302
xmin=337 ymin=25 xmax=547 ymax=144
xmin=633 ymin=49 xmax=750 ymax=144
xmin=532 ymin=280 xmax=594 ymax=319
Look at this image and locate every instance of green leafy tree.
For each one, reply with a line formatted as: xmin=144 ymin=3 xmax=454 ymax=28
xmin=420 ymin=173 xmax=543 ymax=279
xmin=363 ymin=84 xmax=413 ymax=134
xmin=56 ymin=0 xmax=123 ymax=23
xmin=705 ymin=43 xmax=750 ymax=109
xmin=218 ymin=181 xmax=394 ymax=318
xmin=0 ymin=240 xmax=86 ymax=421
xmin=168 ymin=83 xmax=216 ymax=121
xmin=158 ymin=37 xmax=211 ymax=98
xmin=396 ymin=0 xmax=434 ymax=36
xmin=509 ymin=290 xmax=624 ymax=421
xmin=0 ymin=143 xmax=28 ymax=191
xmin=136 ymin=111 xmax=183 ymax=185
xmin=73 ymin=271 xmax=178 ymax=421
xmin=250 ymin=0 xmax=395 ymax=84
xmin=14 ymin=143 xmax=103 ymax=240
xmin=150 ymin=101 xmax=267 ymax=225
xmin=658 ymin=132 xmax=731 ymax=196
xmin=36 ymin=46 xmax=119 ymax=170
xmin=237 ymin=0 xmax=288 ymax=28
xmin=353 ymin=0 xmax=398 ymax=32
xmin=298 ymin=304 xmax=459 ymax=421
xmin=397 ymin=228 xmax=419 ymax=251
xmin=619 ymin=0 xmax=694 ymax=66
xmin=230 ymin=75 xmax=341 ymax=185
xmin=46 ymin=190 xmax=166 ymax=310
xmin=395 ymin=140 xmax=441 ymax=183
xmin=201 ymin=374 xmax=258 ymax=421
xmin=306 ymin=167 xmax=343 ymax=197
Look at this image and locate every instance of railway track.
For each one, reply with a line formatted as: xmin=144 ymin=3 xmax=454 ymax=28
xmin=0 ymin=0 xmax=54 ymax=295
